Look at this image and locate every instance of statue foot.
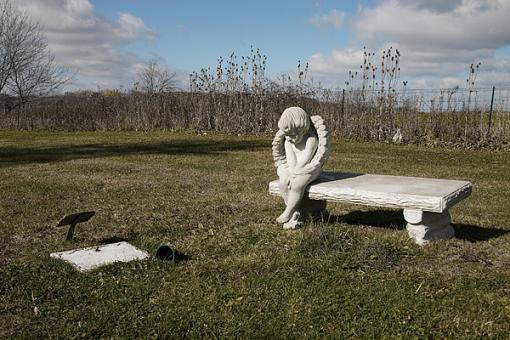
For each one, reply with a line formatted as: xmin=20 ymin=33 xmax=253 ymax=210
xmin=276 ymin=211 xmax=293 ymax=224
xmin=283 ymin=211 xmax=302 ymax=230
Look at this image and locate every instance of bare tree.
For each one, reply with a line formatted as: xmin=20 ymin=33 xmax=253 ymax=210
xmin=0 ymin=0 xmax=69 ymax=107
xmin=0 ymin=0 xmax=12 ymax=94
xmin=135 ymin=60 xmax=176 ymax=94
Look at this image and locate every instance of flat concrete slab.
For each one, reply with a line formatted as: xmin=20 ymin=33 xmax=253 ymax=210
xmin=269 ymin=172 xmax=472 ymax=213
xmin=50 ymin=241 xmax=149 ymax=272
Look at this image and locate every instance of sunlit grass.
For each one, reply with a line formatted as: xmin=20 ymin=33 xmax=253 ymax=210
xmin=1 ymin=131 xmax=509 ymax=337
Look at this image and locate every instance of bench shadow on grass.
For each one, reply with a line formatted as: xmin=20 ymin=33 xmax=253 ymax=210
xmin=453 ymin=224 xmax=509 ymax=242
xmin=0 ymin=139 xmax=268 ymax=167
xmin=325 ymin=209 xmax=509 ymax=242
xmin=325 ymin=209 xmax=407 ymax=230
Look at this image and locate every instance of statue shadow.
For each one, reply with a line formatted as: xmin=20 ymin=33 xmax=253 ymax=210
xmin=322 ymin=209 xmax=509 ymax=242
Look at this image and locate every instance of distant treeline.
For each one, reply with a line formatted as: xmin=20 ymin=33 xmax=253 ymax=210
xmin=1 ymin=88 xmax=508 ymax=148
xmin=1 ymin=45 xmax=509 ymax=148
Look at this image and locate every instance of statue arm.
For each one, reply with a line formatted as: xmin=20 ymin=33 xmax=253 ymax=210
xmin=284 ymin=140 xmax=297 ymax=168
xmin=294 ymin=135 xmax=318 ymax=170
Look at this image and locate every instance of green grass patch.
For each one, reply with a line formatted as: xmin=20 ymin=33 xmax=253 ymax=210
xmin=1 ymin=130 xmax=509 ymax=337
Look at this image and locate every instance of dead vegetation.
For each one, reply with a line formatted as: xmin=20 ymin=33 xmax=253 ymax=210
xmin=1 ymin=47 xmax=509 ymax=148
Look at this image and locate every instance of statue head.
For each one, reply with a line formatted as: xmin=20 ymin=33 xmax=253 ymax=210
xmin=277 ymin=107 xmax=310 ymax=144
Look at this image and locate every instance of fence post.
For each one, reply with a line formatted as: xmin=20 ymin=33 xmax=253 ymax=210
xmin=340 ymin=88 xmax=345 ymax=131
xmin=488 ymin=85 xmax=495 ymax=136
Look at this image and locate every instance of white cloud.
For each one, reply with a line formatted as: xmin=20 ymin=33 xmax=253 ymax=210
xmin=395 ymin=0 xmax=464 ymax=13
xmin=16 ymin=0 xmax=157 ymax=89
xmin=309 ymin=48 xmax=363 ymax=75
xmin=307 ymin=0 xmax=510 ymax=88
xmin=115 ymin=12 xmax=157 ymax=40
xmin=309 ymin=9 xmax=345 ymax=30
xmin=355 ymin=0 xmax=509 ymax=50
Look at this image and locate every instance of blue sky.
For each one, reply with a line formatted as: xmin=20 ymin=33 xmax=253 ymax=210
xmin=92 ymin=0 xmax=363 ymax=74
xmin=16 ymin=0 xmax=510 ymax=90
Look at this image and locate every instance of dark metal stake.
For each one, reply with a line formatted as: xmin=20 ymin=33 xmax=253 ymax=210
xmin=66 ymin=222 xmax=78 ymax=241
xmin=56 ymin=211 xmax=95 ymax=241
xmin=488 ymin=85 xmax=495 ymax=136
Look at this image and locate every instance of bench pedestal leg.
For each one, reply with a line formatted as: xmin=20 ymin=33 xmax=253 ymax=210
xmin=403 ymin=209 xmax=455 ymax=245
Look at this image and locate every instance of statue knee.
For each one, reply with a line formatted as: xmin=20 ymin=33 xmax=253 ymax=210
xmin=290 ymin=183 xmax=306 ymax=195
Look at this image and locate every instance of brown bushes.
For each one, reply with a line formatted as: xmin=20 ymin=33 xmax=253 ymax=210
xmin=1 ymin=45 xmax=508 ymax=148
xmin=1 ymin=87 xmax=508 ymax=148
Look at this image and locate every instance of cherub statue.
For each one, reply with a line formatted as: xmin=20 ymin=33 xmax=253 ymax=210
xmin=272 ymin=107 xmax=330 ymax=228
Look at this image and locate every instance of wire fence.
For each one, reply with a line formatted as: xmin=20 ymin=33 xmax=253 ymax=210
xmin=390 ymin=86 xmax=510 ymax=113
xmin=309 ymin=86 xmax=510 ymax=113
xmin=0 ymin=85 xmax=509 ymax=148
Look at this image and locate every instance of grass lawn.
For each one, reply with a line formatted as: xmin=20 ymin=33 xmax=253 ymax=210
xmin=1 ymin=131 xmax=509 ymax=338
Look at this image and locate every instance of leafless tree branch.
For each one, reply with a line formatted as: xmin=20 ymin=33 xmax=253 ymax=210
xmin=135 ymin=60 xmax=176 ymax=95
xmin=0 ymin=0 xmax=71 ymax=107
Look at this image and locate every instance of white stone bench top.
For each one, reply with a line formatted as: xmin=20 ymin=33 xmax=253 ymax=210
xmin=269 ymin=172 xmax=472 ymax=213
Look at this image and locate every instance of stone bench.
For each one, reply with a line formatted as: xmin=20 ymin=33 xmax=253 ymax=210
xmin=269 ymin=172 xmax=472 ymax=245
